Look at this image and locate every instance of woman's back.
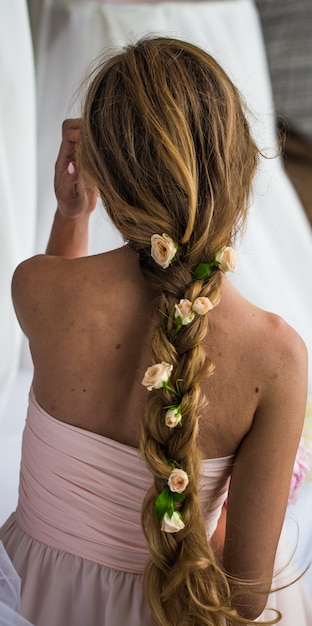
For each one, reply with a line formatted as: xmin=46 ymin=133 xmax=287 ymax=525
xmin=12 ymin=243 xmax=305 ymax=457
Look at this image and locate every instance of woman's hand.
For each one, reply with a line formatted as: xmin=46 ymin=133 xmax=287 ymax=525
xmin=46 ymin=119 xmax=98 ymax=257
xmin=54 ymin=118 xmax=98 ymax=219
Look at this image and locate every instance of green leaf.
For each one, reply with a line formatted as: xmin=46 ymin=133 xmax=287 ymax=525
xmin=193 ymin=261 xmax=219 ymax=280
xmin=193 ymin=263 xmax=212 ymax=280
xmin=162 ymin=381 xmax=172 ymax=392
xmin=171 ymin=316 xmax=183 ymax=342
xmin=176 ymin=316 xmax=183 ymax=331
xmin=168 ymin=497 xmax=175 ymax=517
xmin=155 ymin=486 xmax=171 ymax=518
xmin=175 ymin=379 xmax=182 ymax=399
xmin=172 ymin=492 xmax=185 ymax=503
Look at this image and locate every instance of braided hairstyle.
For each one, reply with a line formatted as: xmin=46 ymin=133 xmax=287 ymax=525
xmin=80 ymin=38 xmax=276 ymax=625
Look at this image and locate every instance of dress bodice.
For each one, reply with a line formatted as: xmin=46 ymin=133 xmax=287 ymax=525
xmin=16 ymin=388 xmax=233 ymax=573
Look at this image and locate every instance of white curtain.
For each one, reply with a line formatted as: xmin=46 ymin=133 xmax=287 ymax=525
xmin=0 ymin=0 xmax=36 ymax=419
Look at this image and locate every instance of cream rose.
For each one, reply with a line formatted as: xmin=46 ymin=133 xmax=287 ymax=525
xmin=141 ymin=362 xmax=173 ymax=391
xmin=161 ymin=511 xmax=185 ymax=533
xmin=167 ymin=468 xmax=189 ymax=493
xmin=174 ymin=299 xmax=195 ymax=325
xmin=165 ymin=407 xmax=182 ymax=428
xmin=215 ymin=246 xmax=237 ymax=272
xmin=151 ymin=233 xmax=177 ymax=269
xmin=192 ymin=296 xmax=214 ymax=316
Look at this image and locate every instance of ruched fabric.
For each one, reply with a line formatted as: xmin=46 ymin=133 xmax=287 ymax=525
xmin=16 ymin=388 xmax=232 ymax=572
xmin=0 ymin=388 xmax=232 ymax=626
xmin=2 ymin=389 xmax=312 ymax=625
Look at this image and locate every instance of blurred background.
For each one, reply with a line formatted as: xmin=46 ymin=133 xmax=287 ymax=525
xmin=255 ymin=0 xmax=312 ymax=225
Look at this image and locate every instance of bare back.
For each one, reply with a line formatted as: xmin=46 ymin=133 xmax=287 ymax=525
xmin=12 ymin=244 xmax=307 ymax=459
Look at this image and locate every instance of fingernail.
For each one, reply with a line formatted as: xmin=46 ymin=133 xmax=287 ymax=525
xmin=68 ymin=161 xmax=75 ymax=175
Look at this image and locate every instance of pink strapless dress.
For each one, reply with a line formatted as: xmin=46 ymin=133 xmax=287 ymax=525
xmin=0 ymin=388 xmax=233 ymax=626
xmin=1 ymin=388 xmax=312 ymax=625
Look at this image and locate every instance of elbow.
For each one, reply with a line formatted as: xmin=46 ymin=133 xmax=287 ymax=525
xmin=232 ymin=592 xmax=268 ymax=621
xmin=237 ymin=605 xmax=266 ymax=622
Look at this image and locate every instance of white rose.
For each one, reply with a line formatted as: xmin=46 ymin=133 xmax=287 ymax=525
xmin=165 ymin=407 xmax=182 ymax=428
xmin=161 ymin=511 xmax=185 ymax=533
xmin=192 ymin=296 xmax=214 ymax=316
xmin=215 ymin=246 xmax=237 ymax=272
xmin=151 ymin=233 xmax=177 ymax=269
xmin=167 ymin=468 xmax=189 ymax=493
xmin=174 ymin=299 xmax=195 ymax=325
xmin=141 ymin=362 xmax=173 ymax=391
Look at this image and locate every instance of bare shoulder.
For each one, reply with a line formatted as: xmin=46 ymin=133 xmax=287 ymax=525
xmin=226 ymin=280 xmax=307 ymax=379
xmin=13 ymin=254 xmax=64 ymax=289
xmin=261 ymin=308 xmax=307 ymax=365
xmin=230 ymin=283 xmax=308 ymax=438
xmin=222 ymin=280 xmax=308 ymax=421
xmin=12 ymin=253 xmax=68 ymax=298
xmin=12 ymin=254 xmax=62 ymax=301
xmin=12 ymin=254 xmax=80 ymax=337
xmin=254 ymin=308 xmax=307 ymax=393
xmin=255 ymin=307 xmax=308 ymax=437
xmin=12 ymin=246 xmax=147 ymax=338
xmin=12 ymin=248 xmax=113 ymax=307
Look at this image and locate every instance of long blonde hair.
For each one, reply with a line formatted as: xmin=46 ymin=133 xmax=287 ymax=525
xmin=81 ymin=37 xmax=277 ymax=625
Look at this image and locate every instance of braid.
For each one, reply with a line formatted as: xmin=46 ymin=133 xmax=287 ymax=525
xmin=81 ymin=37 xmax=280 ymax=625
xmin=140 ymin=265 xmax=239 ymax=626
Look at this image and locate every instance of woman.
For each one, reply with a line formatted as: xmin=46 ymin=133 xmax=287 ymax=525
xmin=0 ymin=38 xmax=309 ymax=625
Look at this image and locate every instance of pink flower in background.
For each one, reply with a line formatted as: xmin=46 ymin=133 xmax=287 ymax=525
xmin=288 ymin=437 xmax=311 ymax=505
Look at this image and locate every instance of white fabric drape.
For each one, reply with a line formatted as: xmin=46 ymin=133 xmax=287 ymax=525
xmin=0 ymin=540 xmax=34 ymax=625
xmin=0 ymin=0 xmax=36 ymax=419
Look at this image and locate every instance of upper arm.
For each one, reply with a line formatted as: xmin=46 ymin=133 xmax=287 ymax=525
xmin=223 ymin=316 xmax=308 ymax=617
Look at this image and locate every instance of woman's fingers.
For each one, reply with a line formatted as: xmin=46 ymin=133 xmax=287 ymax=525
xmin=55 ymin=119 xmax=97 ymax=217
